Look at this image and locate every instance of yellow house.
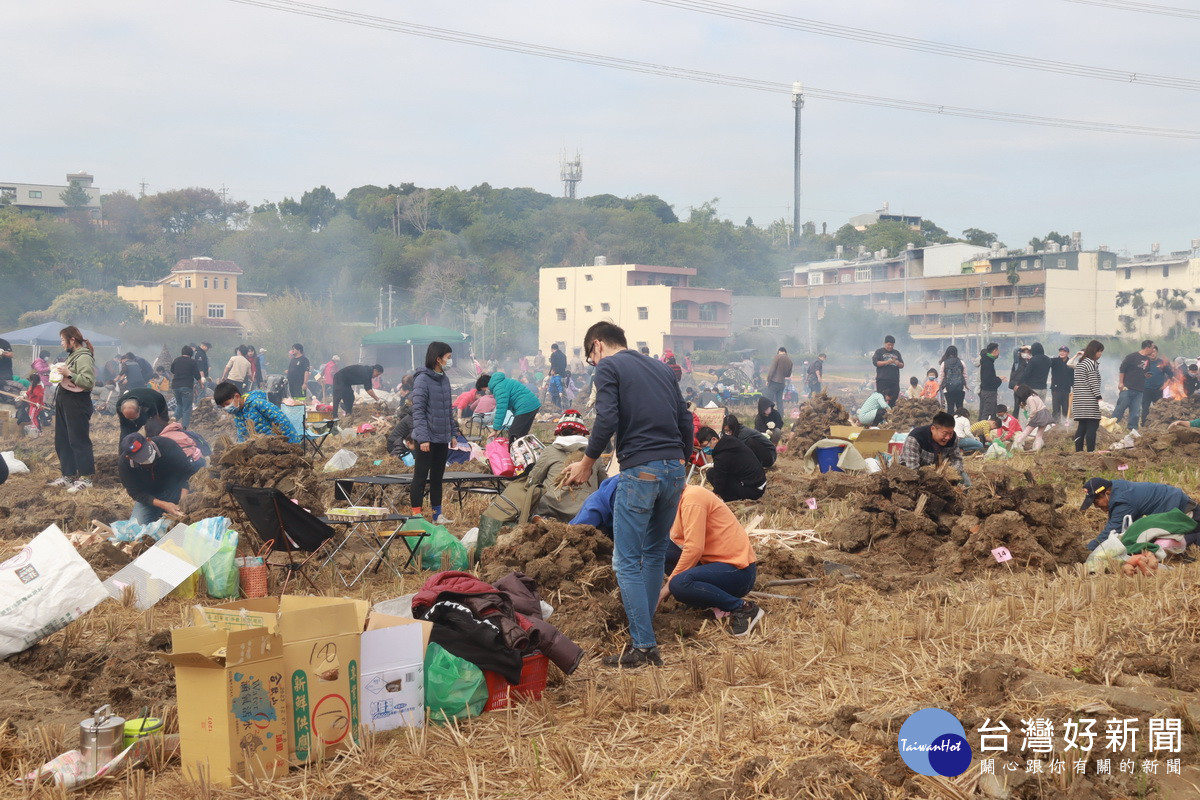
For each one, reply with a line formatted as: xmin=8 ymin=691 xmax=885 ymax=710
xmin=538 ymin=260 xmax=732 ymax=357
xmin=118 ymin=257 xmax=265 ymax=332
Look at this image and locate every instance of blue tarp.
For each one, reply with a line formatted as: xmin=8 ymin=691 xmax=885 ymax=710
xmin=0 ymin=321 xmax=121 ymax=347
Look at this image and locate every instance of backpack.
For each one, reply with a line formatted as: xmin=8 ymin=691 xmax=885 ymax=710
xmin=510 ymin=435 xmax=545 ymax=476
xmin=943 ymin=358 xmax=964 ymax=390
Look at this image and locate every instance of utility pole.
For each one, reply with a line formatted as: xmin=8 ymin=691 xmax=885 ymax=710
xmin=791 ymin=81 xmax=804 ymax=247
xmin=378 ymin=288 xmax=384 ymax=331
xmin=138 ymin=180 xmax=149 ymax=198
xmin=387 ymin=285 xmax=395 ymax=328
xmin=219 ymin=184 xmax=229 ymax=203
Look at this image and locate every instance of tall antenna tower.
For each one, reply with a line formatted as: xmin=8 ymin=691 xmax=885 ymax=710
xmin=560 ymin=151 xmax=582 ymax=199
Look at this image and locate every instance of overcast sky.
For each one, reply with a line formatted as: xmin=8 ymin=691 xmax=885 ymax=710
xmin=7 ymin=0 xmax=1200 ymax=255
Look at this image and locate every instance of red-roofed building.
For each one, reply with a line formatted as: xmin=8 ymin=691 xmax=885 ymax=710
xmin=118 ymin=257 xmax=266 ymax=331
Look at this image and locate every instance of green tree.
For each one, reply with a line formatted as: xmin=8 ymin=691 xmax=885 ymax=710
xmin=60 ymin=183 xmax=91 ymax=209
xmin=1029 ymin=231 xmax=1069 ymax=251
xmin=961 ymin=228 xmax=998 ymax=247
xmin=18 ymin=288 xmax=142 ymax=329
xmin=141 ymin=188 xmax=247 ymax=235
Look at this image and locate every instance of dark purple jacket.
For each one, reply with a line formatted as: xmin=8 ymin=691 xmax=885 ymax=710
xmin=411 ymin=366 xmax=458 ymax=444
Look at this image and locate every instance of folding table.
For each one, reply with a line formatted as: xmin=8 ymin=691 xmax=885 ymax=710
xmin=318 ymin=507 xmax=424 ymax=586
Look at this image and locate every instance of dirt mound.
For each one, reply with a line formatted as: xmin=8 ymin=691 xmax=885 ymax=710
xmin=781 ymin=392 xmax=851 ymax=455
xmin=1114 ymin=425 xmax=1200 ymax=463
xmin=78 ymin=540 xmax=133 ymax=579
xmin=821 ymin=465 xmax=1088 ymax=589
xmin=480 ymin=519 xmax=615 ymax=595
xmin=180 ymin=435 xmax=327 ymax=521
xmin=1145 ymin=395 xmax=1200 ymax=429
xmin=886 ymin=396 xmax=942 ymax=431
xmin=187 ymin=399 xmax=235 ymax=436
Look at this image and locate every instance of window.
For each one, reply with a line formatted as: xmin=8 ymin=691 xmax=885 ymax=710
xmin=699 ymin=303 xmax=718 ymax=322
xmin=27 ymin=190 xmax=42 ymax=199
xmin=556 ymin=277 xmax=567 ymax=290
xmin=1125 ymin=268 xmax=1132 ymax=279
xmin=636 ymin=341 xmax=647 ymax=350
xmin=0 ymin=187 xmax=15 ymax=200
xmin=203 ymin=277 xmax=209 ymax=289
xmin=1163 ymin=264 xmax=1171 ymax=278
xmin=808 ymin=273 xmax=824 ymax=286
xmin=584 ymin=305 xmax=593 ymax=313
xmin=175 ymin=302 xmax=193 ymax=325
xmin=752 ymin=318 xmax=779 ymax=327
xmin=1058 ymin=258 xmax=1068 ymax=269
xmin=585 ymin=274 xmax=593 ymax=281
xmin=855 ymin=267 xmax=872 ymax=282
xmin=1034 ymin=259 xmax=1042 ymax=269
xmin=157 ymin=304 xmax=161 ymax=315
xmin=556 ymin=308 xmax=566 ymax=321
xmin=671 ymin=301 xmax=688 ymax=321
xmin=601 ymin=302 xmax=611 ymax=312
xmin=207 ymin=303 xmax=225 ymax=319
xmin=184 ymin=276 xmax=192 ymax=288
xmin=637 ymin=307 xmax=649 ymax=320
xmin=223 ymin=277 xmax=229 ymax=290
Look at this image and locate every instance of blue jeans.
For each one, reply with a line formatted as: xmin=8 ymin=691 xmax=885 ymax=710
xmin=131 ymin=477 xmax=188 ymax=524
xmin=1113 ymin=389 xmax=1142 ymax=430
xmin=665 ymin=542 xmax=756 ymax=611
xmin=612 ymin=459 xmax=686 ymax=649
xmin=958 ymin=436 xmax=985 ymax=453
xmin=174 ymin=386 xmax=194 ymax=429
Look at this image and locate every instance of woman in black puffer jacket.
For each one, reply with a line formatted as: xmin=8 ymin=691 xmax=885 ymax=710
xmin=410 ymin=341 xmax=461 ymax=524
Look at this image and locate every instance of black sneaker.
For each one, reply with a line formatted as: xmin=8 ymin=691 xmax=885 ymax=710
xmin=601 ymin=645 xmax=663 ymax=668
xmin=730 ymin=601 xmax=765 ymax=637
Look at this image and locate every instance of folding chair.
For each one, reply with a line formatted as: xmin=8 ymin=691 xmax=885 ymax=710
xmin=228 ymin=484 xmax=338 ymax=594
xmin=280 ymin=403 xmax=335 ymax=465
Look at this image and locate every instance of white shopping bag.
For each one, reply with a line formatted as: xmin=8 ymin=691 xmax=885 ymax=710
xmin=0 ymin=525 xmax=108 ymax=658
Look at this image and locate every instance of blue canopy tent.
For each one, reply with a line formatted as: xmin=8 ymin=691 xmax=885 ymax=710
xmin=361 ymin=324 xmax=470 ymax=374
xmin=0 ymin=321 xmax=122 ymax=373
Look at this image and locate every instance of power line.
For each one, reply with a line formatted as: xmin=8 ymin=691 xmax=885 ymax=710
xmin=641 ymin=0 xmax=1200 ymax=91
xmin=1060 ymin=0 xmax=1200 ymax=19
xmin=223 ymin=0 xmax=1200 ymax=139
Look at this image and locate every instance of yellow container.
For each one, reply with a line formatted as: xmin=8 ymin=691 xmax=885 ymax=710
xmin=123 ymin=717 xmax=163 ymax=748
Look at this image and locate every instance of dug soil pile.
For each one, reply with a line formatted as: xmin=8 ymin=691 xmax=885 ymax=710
xmin=782 ymin=392 xmax=851 ymax=455
xmin=885 ymin=396 xmax=942 ymax=431
xmin=180 ymin=435 xmax=327 ymax=521
xmin=821 ymin=464 xmax=1090 ymax=590
xmin=1145 ymin=395 xmax=1200 ymax=429
xmin=186 ymin=399 xmax=235 ymax=436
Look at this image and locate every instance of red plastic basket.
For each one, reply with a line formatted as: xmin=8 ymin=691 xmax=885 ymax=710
xmin=483 ymin=653 xmax=548 ymax=712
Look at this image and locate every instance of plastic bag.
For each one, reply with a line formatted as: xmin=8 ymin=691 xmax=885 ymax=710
xmin=406 ymin=518 xmax=469 ymax=571
xmin=984 ymin=440 xmax=1012 ymax=460
xmin=107 ymin=518 xmax=171 ymax=544
xmin=1 ymin=451 xmax=29 ymax=473
xmin=486 ymin=438 xmax=516 ymax=477
xmin=424 ymin=642 xmax=487 ymax=723
xmin=1085 ymin=531 xmax=1127 ymax=574
xmin=192 ymin=517 xmax=239 ymax=599
xmin=323 ymin=448 xmax=358 ymax=472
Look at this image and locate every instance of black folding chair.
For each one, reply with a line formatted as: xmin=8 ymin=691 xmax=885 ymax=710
xmin=228 ymin=484 xmax=338 ymax=594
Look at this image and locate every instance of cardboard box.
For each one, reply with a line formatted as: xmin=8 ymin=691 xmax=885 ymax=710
xmin=829 ymin=426 xmax=893 ymax=458
xmin=162 ymin=626 xmax=289 ymax=787
xmin=360 ymin=613 xmax=432 ymax=732
xmin=193 ymin=597 xmax=280 ymax=632
xmin=277 ymin=596 xmax=369 ymax=762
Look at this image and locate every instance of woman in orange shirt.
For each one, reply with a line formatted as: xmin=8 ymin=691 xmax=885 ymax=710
xmin=659 ymin=484 xmax=764 ymax=637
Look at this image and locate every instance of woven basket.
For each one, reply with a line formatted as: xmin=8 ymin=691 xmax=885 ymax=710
xmin=237 ymin=544 xmax=271 ymax=598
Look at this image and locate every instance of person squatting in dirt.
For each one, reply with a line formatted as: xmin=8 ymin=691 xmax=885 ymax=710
xmin=696 ymin=425 xmax=767 ymax=502
xmin=899 ymin=411 xmax=971 ymax=488
xmin=560 ymin=320 xmax=692 ymax=669
xmin=1080 ymin=477 xmax=1200 ymax=551
xmin=212 ymin=381 xmax=300 ymax=444
xmin=119 ymin=432 xmax=204 ymax=523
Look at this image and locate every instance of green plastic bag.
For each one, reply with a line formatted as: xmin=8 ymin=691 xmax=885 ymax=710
xmin=406 ymin=518 xmax=469 ymax=571
xmin=200 ymin=528 xmax=240 ymax=599
xmin=424 ymin=642 xmax=487 ymax=723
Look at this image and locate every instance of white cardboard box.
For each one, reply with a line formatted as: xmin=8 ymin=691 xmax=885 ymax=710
xmin=360 ymin=614 xmax=431 ymax=732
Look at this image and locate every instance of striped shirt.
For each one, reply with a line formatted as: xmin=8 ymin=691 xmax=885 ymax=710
xmin=1071 ymin=358 xmax=1102 ymax=420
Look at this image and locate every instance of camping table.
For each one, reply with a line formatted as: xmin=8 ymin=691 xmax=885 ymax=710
xmin=317 ymin=507 xmax=422 ymax=586
xmin=330 ymin=472 xmax=514 ymax=512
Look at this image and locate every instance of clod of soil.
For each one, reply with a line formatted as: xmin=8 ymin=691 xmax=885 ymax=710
xmin=180 ymin=435 xmax=328 ymax=521
xmin=781 ymin=392 xmax=851 ymax=455
xmin=885 ymin=396 xmax=943 ymax=432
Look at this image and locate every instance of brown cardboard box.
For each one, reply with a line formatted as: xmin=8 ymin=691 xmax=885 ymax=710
xmin=161 ymin=626 xmax=289 ymax=787
xmin=192 ymin=597 xmax=279 ymax=632
xmin=277 ymin=596 xmax=369 ymax=762
xmin=829 ymin=426 xmax=893 ymax=458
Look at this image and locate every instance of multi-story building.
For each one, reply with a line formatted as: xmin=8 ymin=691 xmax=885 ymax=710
xmin=538 ymin=259 xmax=732 ymax=356
xmin=0 ymin=172 xmax=102 ymax=220
xmin=1111 ymin=245 xmax=1200 ymax=338
xmin=781 ymin=242 xmax=1118 ymax=349
xmin=118 ymin=257 xmax=265 ymax=332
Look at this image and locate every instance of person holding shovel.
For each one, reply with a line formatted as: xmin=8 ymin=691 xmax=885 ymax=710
xmin=118 ymin=432 xmax=204 ymax=524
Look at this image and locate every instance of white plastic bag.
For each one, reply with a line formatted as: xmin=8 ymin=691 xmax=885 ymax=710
xmin=0 ymin=525 xmax=109 ymax=657
xmin=1085 ymin=531 xmax=1127 ymax=574
xmin=323 ymin=448 xmax=358 ymax=472
xmin=1 ymin=451 xmax=29 ymax=474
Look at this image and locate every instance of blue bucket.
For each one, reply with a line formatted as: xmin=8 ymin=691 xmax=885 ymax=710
xmin=816 ymin=445 xmax=845 ymax=473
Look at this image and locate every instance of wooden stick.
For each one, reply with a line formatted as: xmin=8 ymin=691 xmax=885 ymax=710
xmin=748 ymin=590 xmax=811 ymax=601
xmin=763 ymin=578 xmax=821 ymax=586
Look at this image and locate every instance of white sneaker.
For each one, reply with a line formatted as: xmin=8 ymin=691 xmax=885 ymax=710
xmin=433 ymin=514 xmax=455 ymax=526
xmin=47 ymin=476 xmax=72 ymax=488
xmin=66 ymin=478 xmax=93 ymax=494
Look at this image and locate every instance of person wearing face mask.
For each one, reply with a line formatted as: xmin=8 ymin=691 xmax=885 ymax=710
xmin=696 ymin=425 xmax=767 ymax=502
xmin=119 ymin=432 xmax=204 ymax=523
xmin=211 ymin=381 xmax=300 ymax=444
xmin=49 ymin=326 xmax=97 ymax=494
xmin=1009 ymin=345 xmax=1032 ymax=408
xmin=977 ymin=342 xmax=1005 ymax=421
xmin=409 ymin=342 xmax=461 ymax=524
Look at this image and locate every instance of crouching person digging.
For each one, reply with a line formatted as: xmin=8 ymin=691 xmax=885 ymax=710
xmin=899 ymin=411 xmax=972 ymax=488
xmin=659 ymin=485 xmax=764 ymax=637
xmin=119 ymin=432 xmax=204 ymax=524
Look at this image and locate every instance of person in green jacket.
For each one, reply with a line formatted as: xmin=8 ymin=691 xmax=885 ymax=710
xmin=1169 ymin=418 xmax=1200 ymax=429
xmin=476 ymin=371 xmax=541 ymax=440
xmin=49 ymin=325 xmax=98 ymax=494
xmin=856 ymin=391 xmax=891 ymax=427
